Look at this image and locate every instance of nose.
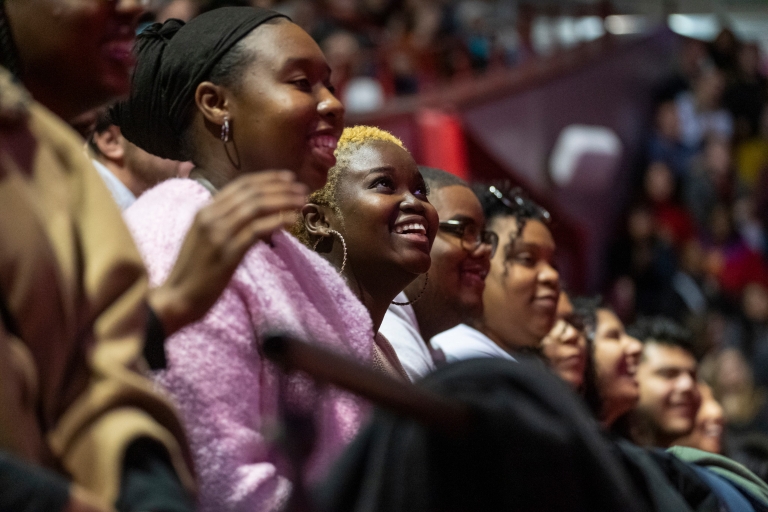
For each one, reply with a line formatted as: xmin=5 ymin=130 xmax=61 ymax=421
xmin=561 ymin=323 xmax=580 ymax=345
xmin=318 ymin=86 xmax=345 ymax=123
xmin=538 ymin=261 xmax=560 ymax=290
xmin=676 ymin=371 xmax=697 ymax=393
xmin=400 ymin=189 xmax=427 ymax=214
xmin=624 ymin=334 xmax=643 ymax=361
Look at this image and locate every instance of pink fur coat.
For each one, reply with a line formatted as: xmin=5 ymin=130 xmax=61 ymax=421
xmin=124 ymin=179 xmax=373 ymax=512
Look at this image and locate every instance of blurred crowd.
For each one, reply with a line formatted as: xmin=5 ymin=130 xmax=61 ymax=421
xmin=606 ymin=29 xmax=768 ymax=452
xmin=150 ymin=0 xmax=569 ymax=111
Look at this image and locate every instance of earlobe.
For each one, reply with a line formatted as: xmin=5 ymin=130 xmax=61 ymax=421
xmin=195 ymin=81 xmax=229 ymax=125
xmin=302 ymin=203 xmax=330 ymax=238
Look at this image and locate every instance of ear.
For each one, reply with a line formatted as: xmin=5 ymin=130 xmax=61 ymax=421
xmin=195 ymin=81 xmax=230 ymax=126
xmin=302 ymin=203 xmax=332 ymax=239
xmin=93 ymin=125 xmax=125 ymax=162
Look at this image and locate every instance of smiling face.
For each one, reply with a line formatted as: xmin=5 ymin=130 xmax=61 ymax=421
xmin=7 ymin=0 xmax=143 ymax=119
xmin=480 ymin=217 xmax=559 ymax=351
xmin=224 ymin=21 xmax=344 ymax=190
xmin=592 ymin=308 xmax=642 ymax=426
xmin=542 ymin=292 xmax=587 ymax=390
xmin=635 ymin=342 xmax=701 ymax=447
xmin=419 ymin=185 xmax=492 ymax=323
xmin=675 ymin=383 xmax=724 ymax=454
xmin=332 ymin=139 xmax=438 ymax=282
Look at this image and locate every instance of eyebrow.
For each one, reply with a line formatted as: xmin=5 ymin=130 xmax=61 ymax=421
xmin=281 ymin=57 xmax=332 ymax=77
xmin=364 ymin=166 xmax=397 ymax=177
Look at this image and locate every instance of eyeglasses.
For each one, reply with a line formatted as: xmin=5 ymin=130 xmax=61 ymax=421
xmin=438 ymin=220 xmax=499 ymax=257
xmin=487 ymin=185 xmax=551 ymax=223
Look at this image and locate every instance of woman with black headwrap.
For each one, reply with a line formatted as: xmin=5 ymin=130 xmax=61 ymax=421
xmin=115 ymin=7 xmax=387 ymax=511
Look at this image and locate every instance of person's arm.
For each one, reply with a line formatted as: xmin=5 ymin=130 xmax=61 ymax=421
xmin=147 ymin=171 xmax=307 ymax=338
xmin=156 ymin=287 xmax=291 ymax=511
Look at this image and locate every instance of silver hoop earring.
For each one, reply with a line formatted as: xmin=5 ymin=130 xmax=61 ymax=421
xmin=312 ymin=229 xmax=347 ymax=275
xmin=392 ymin=272 xmax=429 ymax=306
xmin=220 ymin=117 xmax=230 ymax=143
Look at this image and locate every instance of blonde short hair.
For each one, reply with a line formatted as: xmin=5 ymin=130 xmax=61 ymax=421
xmin=293 ymin=125 xmax=407 ymax=244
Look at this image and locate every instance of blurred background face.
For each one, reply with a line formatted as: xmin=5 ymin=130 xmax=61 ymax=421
xmin=422 ymin=185 xmax=492 ymax=322
xmin=542 ymin=292 xmax=587 ymax=390
xmin=635 ymin=342 xmax=701 ymax=447
xmin=481 ymin=217 xmax=559 ymax=351
xmin=7 ymin=0 xmax=144 ymax=118
xmin=674 ymin=383 xmax=725 ymax=454
xmin=592 ymin=308 xmax=642 ymax=425
xmin=644 ymin=161 xmax=675 ymax=204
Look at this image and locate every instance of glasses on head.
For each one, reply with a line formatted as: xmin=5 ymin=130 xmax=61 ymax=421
xmin=487 ymin=185 xmax=551 ymax=223
xmin=438 ymin=219 xmax=499 ymax=257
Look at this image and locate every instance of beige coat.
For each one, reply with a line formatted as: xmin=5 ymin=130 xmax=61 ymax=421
xmin=0 ymin=67 xmax=195 ymax=503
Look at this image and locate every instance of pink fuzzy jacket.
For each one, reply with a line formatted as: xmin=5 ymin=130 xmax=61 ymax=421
xmin=124 ymin=179 xmax=373 ymax=512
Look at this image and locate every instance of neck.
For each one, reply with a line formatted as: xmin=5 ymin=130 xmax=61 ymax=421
xmin=408 ymin=279 xmax=462 ymax=341
xmin=98 ymin=158 xmax=154 ymax=197
xmin=341 ymin=263 xmax=417 ymax=335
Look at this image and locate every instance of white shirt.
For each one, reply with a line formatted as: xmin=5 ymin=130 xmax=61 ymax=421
xmin=92 ymin=159 xmax=136 ymax=211
xmin=431 ymin=323 xmax=517 ymax=363
xmin=380 ymin=292 xmax=439 ymax=381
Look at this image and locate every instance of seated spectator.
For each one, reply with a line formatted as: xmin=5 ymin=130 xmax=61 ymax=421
xmin=432 ymin=184 xmax=559 ymax=361
xmin=643 ymin=160 xmax=696 ymax=249
xmin=118 ymin=9 xmax=402 ymax=510
xmin=89 ymin=110 xmax=192 ymax=210
xmin=723 ymin=42 xmax=767 ymax=143
xmin=607 ymin=204 xmax=680 ymax=318
xmin=647 ymin=100 xmax=698 ymax=179
xmin=675 ymin=383 xmax=726 ymax=454
xmin=624 ymin=317 xmax=702 ymax=448
xmin=684 ymin=136 xmax=742 ymax=231
xmin=575 ymin=299 xmax=643 ymax=428
xmin=297 ymin=125 xmax=440 ymax=379
xmin=676 ymin=66 xmax=733 ymax=150
xmin=723 ymin=282 xmax=768 ymax=387
xmin=541 ymin=291 xmax=588 ymax=391
xmin=706 ymin=348 xmax=768 ymax=437
xmin=379 ymin=167 xmax=496 ymax=381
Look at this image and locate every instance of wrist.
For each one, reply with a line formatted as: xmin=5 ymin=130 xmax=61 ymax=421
xmin=147 ymin=285 xmax=189 ymax=338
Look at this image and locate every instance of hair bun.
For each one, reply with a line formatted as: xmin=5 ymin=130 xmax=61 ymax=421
xmin=112 ymin=18 xmax=187 ymax=160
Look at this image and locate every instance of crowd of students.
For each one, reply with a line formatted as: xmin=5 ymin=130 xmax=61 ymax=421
xmin=4 ymin=1 xmax=768 ymax=512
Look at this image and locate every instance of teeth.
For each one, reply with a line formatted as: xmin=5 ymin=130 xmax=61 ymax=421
xmin=311 ymin=135 xmax=338 ymax=149
xmin=395 ymin=223 xmax=426 ymax=235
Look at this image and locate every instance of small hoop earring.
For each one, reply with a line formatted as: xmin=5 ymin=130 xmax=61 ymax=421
xmin=392 ymin=272 xmax=429 ymax=306
xmin=221 ymin=117 xmax=230 ymax=143
xmin=313 ymin=229 xmax=347 ymax=275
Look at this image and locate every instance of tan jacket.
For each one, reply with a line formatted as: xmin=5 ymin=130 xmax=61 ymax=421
xmin=0 ymin=67 xmax=195 ymax=503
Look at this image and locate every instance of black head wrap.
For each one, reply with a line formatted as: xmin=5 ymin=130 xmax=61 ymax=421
xmin=113 ymin=7 xmax=288 ymax=161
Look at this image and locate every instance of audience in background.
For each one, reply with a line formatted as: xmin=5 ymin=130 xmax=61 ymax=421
xmin=626 ymin=317 xmax=702 ymax=448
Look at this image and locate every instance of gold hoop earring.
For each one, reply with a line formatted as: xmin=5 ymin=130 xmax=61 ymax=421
xmin=392 ymin=272 xmax=429 ymax=306
xmin=220 ymin=116 xmax=230 ymax=143
xmin=313 ymin=229 xmax=347 ymax=275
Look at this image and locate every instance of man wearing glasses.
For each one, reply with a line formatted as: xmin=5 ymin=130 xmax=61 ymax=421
xmin=380 ymin=167 xmax=498 ymax=381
